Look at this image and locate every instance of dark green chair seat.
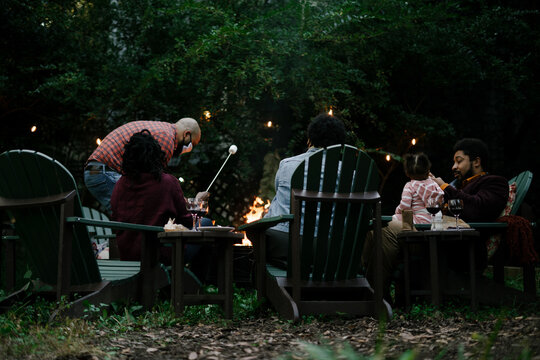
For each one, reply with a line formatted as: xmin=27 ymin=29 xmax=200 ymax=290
xmin=97 ymin=260 xmax=140 ymax=281
xmin=240 ymin=144 xmax=391 ymax=321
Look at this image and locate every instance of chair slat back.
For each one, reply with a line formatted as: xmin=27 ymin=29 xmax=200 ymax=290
xmin=83 ymin=206 xmax=113 ymax=237
xmin=509 ymin=171 xmax=533 ymax=215
xmin=0 ymin=150 xmax=101 ymax=285
xmin=289 ymin=145 xmax=379 ymax=281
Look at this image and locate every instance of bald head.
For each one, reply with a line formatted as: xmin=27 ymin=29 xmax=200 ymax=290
xmin=175 ymin=117 xmax=201 ymax=146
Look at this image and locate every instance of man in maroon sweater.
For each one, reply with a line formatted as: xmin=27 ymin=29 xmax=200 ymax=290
xmin=431 ymin=138 xmax=508 ymax=270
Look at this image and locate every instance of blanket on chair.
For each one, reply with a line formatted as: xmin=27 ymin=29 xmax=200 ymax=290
xmin=496 ymin=215 xmax=538 ymax=265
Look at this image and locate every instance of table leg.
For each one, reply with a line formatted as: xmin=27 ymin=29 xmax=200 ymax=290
xmin=173 ymin=240 xmax=186 ymax=315
xmin=468 ymin=239 xmax=477 ymax=311
xmin=224 ymin=240 xmax=234 ymax=319
xmin=403 ymin=242 xmax=411 ymax=309
xmin=429 ymin=235 xmax=440 ymax=306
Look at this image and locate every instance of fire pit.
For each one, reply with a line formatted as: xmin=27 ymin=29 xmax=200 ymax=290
xmin=233 ymin=196 xmax=270 ymax=286
xmin=188 ymin=197 xmax=268 ymax=287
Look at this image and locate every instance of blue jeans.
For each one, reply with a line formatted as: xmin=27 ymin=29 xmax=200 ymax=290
xmin=84 ymin=164 xmax=122 ymax=214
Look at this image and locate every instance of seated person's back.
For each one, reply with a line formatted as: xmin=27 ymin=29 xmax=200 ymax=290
xmin=111 ymin=130 xmax=192 ymax=264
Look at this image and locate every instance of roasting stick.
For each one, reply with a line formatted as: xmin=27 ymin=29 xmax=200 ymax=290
xmin=205 ymin=145 xmax=238 ymax=192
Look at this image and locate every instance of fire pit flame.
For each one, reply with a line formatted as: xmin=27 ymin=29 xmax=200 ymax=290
xmin=237 ymin=196 xmax=271 ymax=247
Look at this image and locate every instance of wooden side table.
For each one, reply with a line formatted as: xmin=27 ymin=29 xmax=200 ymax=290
xmin=158 ymin=230 xmax=243 ymax=318
xmin=398 ymin=229 xmax=480 ymax=310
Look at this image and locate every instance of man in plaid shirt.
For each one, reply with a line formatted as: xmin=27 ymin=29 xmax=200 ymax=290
xmin=84 ymin=117 xmax=201 ymax=214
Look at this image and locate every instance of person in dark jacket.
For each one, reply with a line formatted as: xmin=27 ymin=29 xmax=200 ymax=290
xmin=430 ymin=138 xmax=508 ymax=270
xmin=111 ymin=130 xmax=194 ymax=264
xmin=431 ymin=138 xmax=508 ymax=222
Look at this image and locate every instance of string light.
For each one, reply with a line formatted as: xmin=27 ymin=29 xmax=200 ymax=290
xmin=411 ymin=138 xmax=417 ymax=145
xmin=30 ymin=125 xmax=37 ymax=133
xmin=385 ymin=154 xmax=391 ymax=162
xmin=328 ymin=108 xmax=333 ymax=116
xmin=96 ymin=138 xmax=101 ymax=145
xmin=203 ymin=110 xmax=211 ymax=120
xmin=266 ymin=121 xmax=273 ymax=128
xmin=178 ymin=177 xmax=184 ymax=183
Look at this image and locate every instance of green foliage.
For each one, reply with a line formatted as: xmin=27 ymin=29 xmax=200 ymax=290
xmin=2 ymin=0 xmax=539 ymax=218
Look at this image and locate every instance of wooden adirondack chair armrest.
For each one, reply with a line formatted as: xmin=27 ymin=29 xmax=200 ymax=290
xmin=378 ymin=216 xmax=511 ymax=230
xmin=0 ymin=190 xmax=76 ymax=209
xmin=466 ymin=222 xmax=508 ymax=229
xmin=65 ymin=217 xmax=164 ymax=233
xmin=292 ymin=189 xmax=380 ymax=203
xmin=237 ymin=214 xmax=294 ymax=232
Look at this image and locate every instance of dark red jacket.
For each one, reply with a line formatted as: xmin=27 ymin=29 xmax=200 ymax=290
xmin=111 ymin=172 xmax=192 ymax=263
xmin=443 ymin=174 xmax=509 ymax=222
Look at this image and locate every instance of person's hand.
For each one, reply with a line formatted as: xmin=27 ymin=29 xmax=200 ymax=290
xmin=195 ymin=191 xmax=210 ymax=202
xmin=429 ymin=172 xmax=445 ymax=186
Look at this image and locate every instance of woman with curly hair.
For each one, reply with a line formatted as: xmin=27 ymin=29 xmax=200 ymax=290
xmin=111 ymin=129 xmax=193 ymax=264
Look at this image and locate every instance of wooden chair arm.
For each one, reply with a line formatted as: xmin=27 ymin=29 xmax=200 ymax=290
xmin=66 ymin=217 xmax=163 ymax=233
xmin=0 ymin=190 xmax=76 ymax=209
xmin=292 ymin=189 xmax=380 ymax=203
xmin=237 ymin=214 xmax=294 ymax=231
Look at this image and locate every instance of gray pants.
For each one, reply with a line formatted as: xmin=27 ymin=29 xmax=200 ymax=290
xmin=265 ymin=228 xmax=289 ymax=270
xmin=361 ymin=220 xmax=403 ymax=293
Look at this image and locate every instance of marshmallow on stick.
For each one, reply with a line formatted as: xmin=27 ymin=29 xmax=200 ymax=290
xmin=206 ymin=145 xmax=238 ymax=192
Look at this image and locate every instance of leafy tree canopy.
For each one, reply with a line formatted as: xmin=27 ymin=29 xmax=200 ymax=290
xmin=1 ymin=0 xmax=539 ymax=220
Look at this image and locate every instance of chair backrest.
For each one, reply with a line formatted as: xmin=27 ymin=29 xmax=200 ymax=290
xmin=508 ymin=171 xmax=533 ymax=215
xmin=82 ymin=206 xmax=114 ymax=239
xmin=289 ymin=144 xmax=379 ymax=281
xmin=0 ymin=150 xmax=101 ymax=285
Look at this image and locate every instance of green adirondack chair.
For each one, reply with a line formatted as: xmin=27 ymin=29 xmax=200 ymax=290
xmin=484 ymin=171 xmax=535 ymax=295
xmin=0 ymin=149 xmax=196 ymax=317
xmin=239 ymin=144 xmax=392 ymax=321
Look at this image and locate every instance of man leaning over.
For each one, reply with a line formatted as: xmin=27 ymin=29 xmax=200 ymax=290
xmin=84 ymin=117 xmax=202 ymax=214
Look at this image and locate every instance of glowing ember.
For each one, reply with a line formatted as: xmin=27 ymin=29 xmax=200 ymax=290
xmin=237 ymin=196 xmax=271 ymax=246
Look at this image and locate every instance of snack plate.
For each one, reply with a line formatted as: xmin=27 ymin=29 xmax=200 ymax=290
xmin=198 ymin=226 xmax=235 ymax=232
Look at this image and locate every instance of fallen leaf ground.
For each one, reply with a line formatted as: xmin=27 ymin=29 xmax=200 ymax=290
xmin=89 ymin=312 xmax=540 ymax=359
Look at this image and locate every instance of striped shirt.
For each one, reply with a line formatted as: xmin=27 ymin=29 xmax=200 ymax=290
xmin=87 ymin=121 xmax=178 ymax=173
xmin=393 ymin=179 xmax=444 ymax=224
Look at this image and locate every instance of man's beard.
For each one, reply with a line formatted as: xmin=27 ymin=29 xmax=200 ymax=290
xmin=453 ymin=168 xmax=474 ymax=188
